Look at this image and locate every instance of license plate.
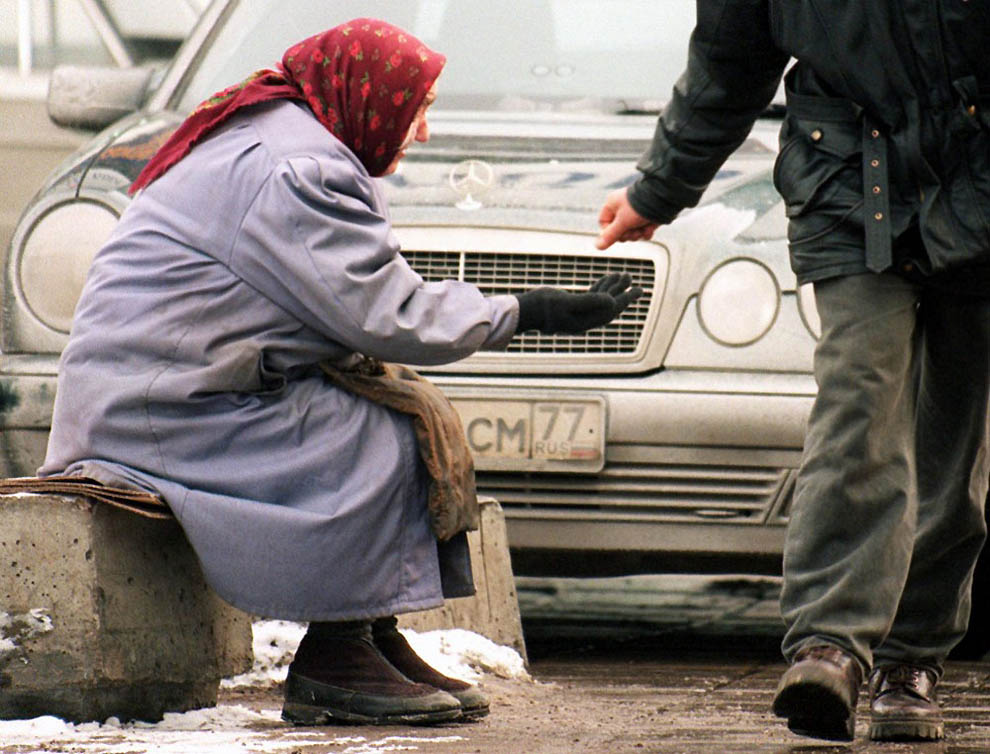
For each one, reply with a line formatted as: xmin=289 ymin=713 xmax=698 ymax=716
xmin=450 ymin=395 xmax=606 ymax=472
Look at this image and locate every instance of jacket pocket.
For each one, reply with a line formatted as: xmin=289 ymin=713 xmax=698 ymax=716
xmin=956 ymin=114 xmax=990 ymax=251
xmin=772 ymin=99 xmax=864 ymax=246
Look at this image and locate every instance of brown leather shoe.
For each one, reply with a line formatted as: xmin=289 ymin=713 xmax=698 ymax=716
xmin=372 ymin=616 xmax=490 ymax=720
xmin=281 ymin=621 xmax=462 ymax=726
xmin=772 ymin=644 xmax=863 ymax=741
xmin=869 ymin=664 xmax=944 ymax=741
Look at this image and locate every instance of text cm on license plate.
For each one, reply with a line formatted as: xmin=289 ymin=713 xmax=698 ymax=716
xmin=450 ymin=396 xmax=605 ymax=472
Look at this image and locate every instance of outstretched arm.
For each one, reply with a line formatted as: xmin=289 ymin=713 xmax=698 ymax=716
xmin=596 ymin=0 xmax=789 ymax=250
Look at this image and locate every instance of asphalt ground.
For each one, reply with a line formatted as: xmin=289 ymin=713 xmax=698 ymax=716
xmin=203 ymin=575 xmax=990 ymax=754
xmin=230 ymin=576 xmax=990 ymax=753
xmin=5 ymin=575 xmax=989 ymax=753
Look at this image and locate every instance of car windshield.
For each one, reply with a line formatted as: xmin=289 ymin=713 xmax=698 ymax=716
xmin=174 ymin=0 xmax=695 ymax=114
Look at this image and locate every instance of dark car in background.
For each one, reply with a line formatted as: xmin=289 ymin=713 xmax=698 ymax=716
xmin=3 ymin=0 xmax=986 ymax=653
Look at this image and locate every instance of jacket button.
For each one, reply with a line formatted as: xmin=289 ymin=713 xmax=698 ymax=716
xmin=810 ymin=129 xmax=823 ymax=141
xmin=871 ymin=129 xmax=880 ymax=138
xmin=871 ymin=159 xmax=880 ymax=168
xmin=872 ymin=185 xmax=882 ymax=194
xmin=874 ymin=212 xmax=884 ymax=221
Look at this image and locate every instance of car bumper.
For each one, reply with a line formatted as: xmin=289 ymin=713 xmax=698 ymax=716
xmin=435 ymin=368 xmax=816 ymax=574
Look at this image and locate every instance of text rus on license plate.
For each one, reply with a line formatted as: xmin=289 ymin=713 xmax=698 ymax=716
xmin=450 ymin=395 xmax=606 ymax=472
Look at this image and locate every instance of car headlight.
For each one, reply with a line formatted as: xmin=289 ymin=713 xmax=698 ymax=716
xmin=17 ymin=200 xmax=119 ymax=333
xmin=797 ymin=282 xmax=821 ymax=339
xmin=697 ymin=258 xmax=780 ymax=346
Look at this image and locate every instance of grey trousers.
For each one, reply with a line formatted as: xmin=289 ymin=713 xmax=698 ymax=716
xmin=780 ymin=271 xmax=990 ymax=674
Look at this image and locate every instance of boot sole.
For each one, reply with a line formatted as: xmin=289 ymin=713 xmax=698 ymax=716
xmin=457 ymin=703 xmax=490 ymax=722
xmin=282 ymin=700 xmax=462 ymax=726
xmin=773 ymin=679 xmax=855 ymax=741
xmin=870 ymin=718 xmax=944 ymax=741
xmin=282 ymin=672 xmax=463 ymax=726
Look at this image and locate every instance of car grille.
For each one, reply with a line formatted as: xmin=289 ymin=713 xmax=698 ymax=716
xmin=476 ymin=460 xmax=793 ymax=523
xmin=403 ymin=250 xmax=656 ymax=354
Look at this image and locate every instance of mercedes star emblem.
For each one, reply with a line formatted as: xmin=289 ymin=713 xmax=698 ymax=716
xmin=448 ymin=159 xmax=495 ymax=210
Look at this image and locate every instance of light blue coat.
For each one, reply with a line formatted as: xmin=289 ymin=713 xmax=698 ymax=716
xmin=41 ymin=100 xmax=518 ymax=620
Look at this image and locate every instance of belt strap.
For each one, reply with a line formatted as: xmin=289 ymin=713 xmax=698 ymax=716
xmin=862 ymin=117 xmax=892 ymax=272
xmin=786 ymin=84 xmax=895 ymax=273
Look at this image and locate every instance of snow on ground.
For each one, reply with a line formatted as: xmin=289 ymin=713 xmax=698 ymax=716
xmin=221 ymin=620 xmax=529 ymax=689
xmin=0 ymin=620 xmax=529 ymax=753
xmin=0 ymin=709 xmax=470 ymax=754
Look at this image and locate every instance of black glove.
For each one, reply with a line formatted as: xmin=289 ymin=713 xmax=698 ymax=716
xmin=514 ymin=273 xmax=643 ymax=335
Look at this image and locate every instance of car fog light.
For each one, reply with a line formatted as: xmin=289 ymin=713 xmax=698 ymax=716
xmin=18 ymin=200 xmax=119 ymax=333
xmin=698 ymin=258 xmax=779 ymax=346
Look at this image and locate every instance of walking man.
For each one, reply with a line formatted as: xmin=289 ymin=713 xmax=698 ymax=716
xmin=597 ymin=1 xmax=990 ymax=742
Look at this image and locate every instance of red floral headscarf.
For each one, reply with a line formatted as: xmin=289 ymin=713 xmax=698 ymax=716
xmin=129 ymin=18 xmax=445 ymax=193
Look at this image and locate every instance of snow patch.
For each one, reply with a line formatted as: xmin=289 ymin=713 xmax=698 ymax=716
xmin=220 ymin=619 xmax=305 ymax=688
xmin=403 ymin=627 xmax=530 ymax=682
xmin=0 ymin=705 xmax=367 ymax=753
xmin=0 ymin=608 xmax=54 ymax=655
xmin=340 ymin=735 xmax=467 ymax=754
xmin=0 ymin=619 xmax=526 ymax=752
xmin=222 ymin=620 xmax=530 ymax=688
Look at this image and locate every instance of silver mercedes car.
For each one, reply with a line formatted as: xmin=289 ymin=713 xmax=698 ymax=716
xmin=3 ymin=1 xmax=821 ymax=584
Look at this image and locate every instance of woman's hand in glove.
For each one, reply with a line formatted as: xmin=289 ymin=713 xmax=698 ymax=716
xmin=514 ymin=273 xmax=644 ymax=335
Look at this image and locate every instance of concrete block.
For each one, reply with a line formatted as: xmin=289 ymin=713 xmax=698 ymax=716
xmin=399 ymin=497 xmax=527 ymax=663
xmin=0 ymin=493 xmax=253 ymax=722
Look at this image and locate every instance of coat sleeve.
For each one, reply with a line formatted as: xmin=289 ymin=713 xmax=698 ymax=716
xmin=230 ymin=151 xmax=518 ymax=365
xmin=628 ymin=0 xmax=790 ymax=223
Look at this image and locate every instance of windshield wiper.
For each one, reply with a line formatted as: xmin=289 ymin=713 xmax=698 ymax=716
xmin=615 ymin=101 xmax=787 ymax=118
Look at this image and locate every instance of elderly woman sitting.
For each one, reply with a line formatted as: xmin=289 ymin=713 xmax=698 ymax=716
xmin=39 ymin=18 xmax=640 ymax=726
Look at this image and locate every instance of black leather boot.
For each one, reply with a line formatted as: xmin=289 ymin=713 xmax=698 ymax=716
xmin=869 ymin=664 xmax=944 ymax=741
xmin=372 ymin=616 xmax=490 ymax=720
xmin=772 ymin=644 xmax=864 ymax=741
xmin=282 ymin=620 xmax=462 ymax=726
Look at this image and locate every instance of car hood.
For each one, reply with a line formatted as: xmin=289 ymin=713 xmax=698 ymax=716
xmin=385 ymin=114 xmax=783 ymax=241
xmin=66 ymin=109 xmax=784 ymax=244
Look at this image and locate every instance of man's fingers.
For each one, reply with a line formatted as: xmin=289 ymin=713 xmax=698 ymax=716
xmin=620 ymin=224 xmax=659 ymax=243
xmin=597 ymin=201 xmax=618 ymax=229
xmin=596 ymin=218 xmax=659 ymax=250
xmin=595 ymin=188 xmax=661 ymax=250
xmin=595 ymin=219 xmax=626 ymax=251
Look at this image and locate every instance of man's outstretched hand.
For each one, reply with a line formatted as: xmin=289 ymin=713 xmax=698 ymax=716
xmin=514 ymin=273 xmax=644 ymax=335
xmin=596 ymin=188 xmax=659 ymax=250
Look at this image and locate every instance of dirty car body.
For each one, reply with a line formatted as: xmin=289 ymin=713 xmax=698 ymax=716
xmin=2 ymin=0 xmax=818 ymax=578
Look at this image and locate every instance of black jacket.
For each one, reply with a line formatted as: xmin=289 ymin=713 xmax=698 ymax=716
xmin=628 ymin=0 xmax=990 ymax=284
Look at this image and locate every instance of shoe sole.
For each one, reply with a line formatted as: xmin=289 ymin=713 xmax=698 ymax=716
xmin=773 ymin=680 xmax=855 ymax=741
xmin=870 ymin=718 xmax=944 ymax=741
xmin=457 ymin=703 xmax=490 ymax=722
xmin=282 ymin=700 xmax=463 ymax=726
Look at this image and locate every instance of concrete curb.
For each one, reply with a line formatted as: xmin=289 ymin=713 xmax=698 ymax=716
xmin=0 ymin=493 xmax=253 ymax=723
xmin=399 ymin=497 xmax=527 ymax=663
